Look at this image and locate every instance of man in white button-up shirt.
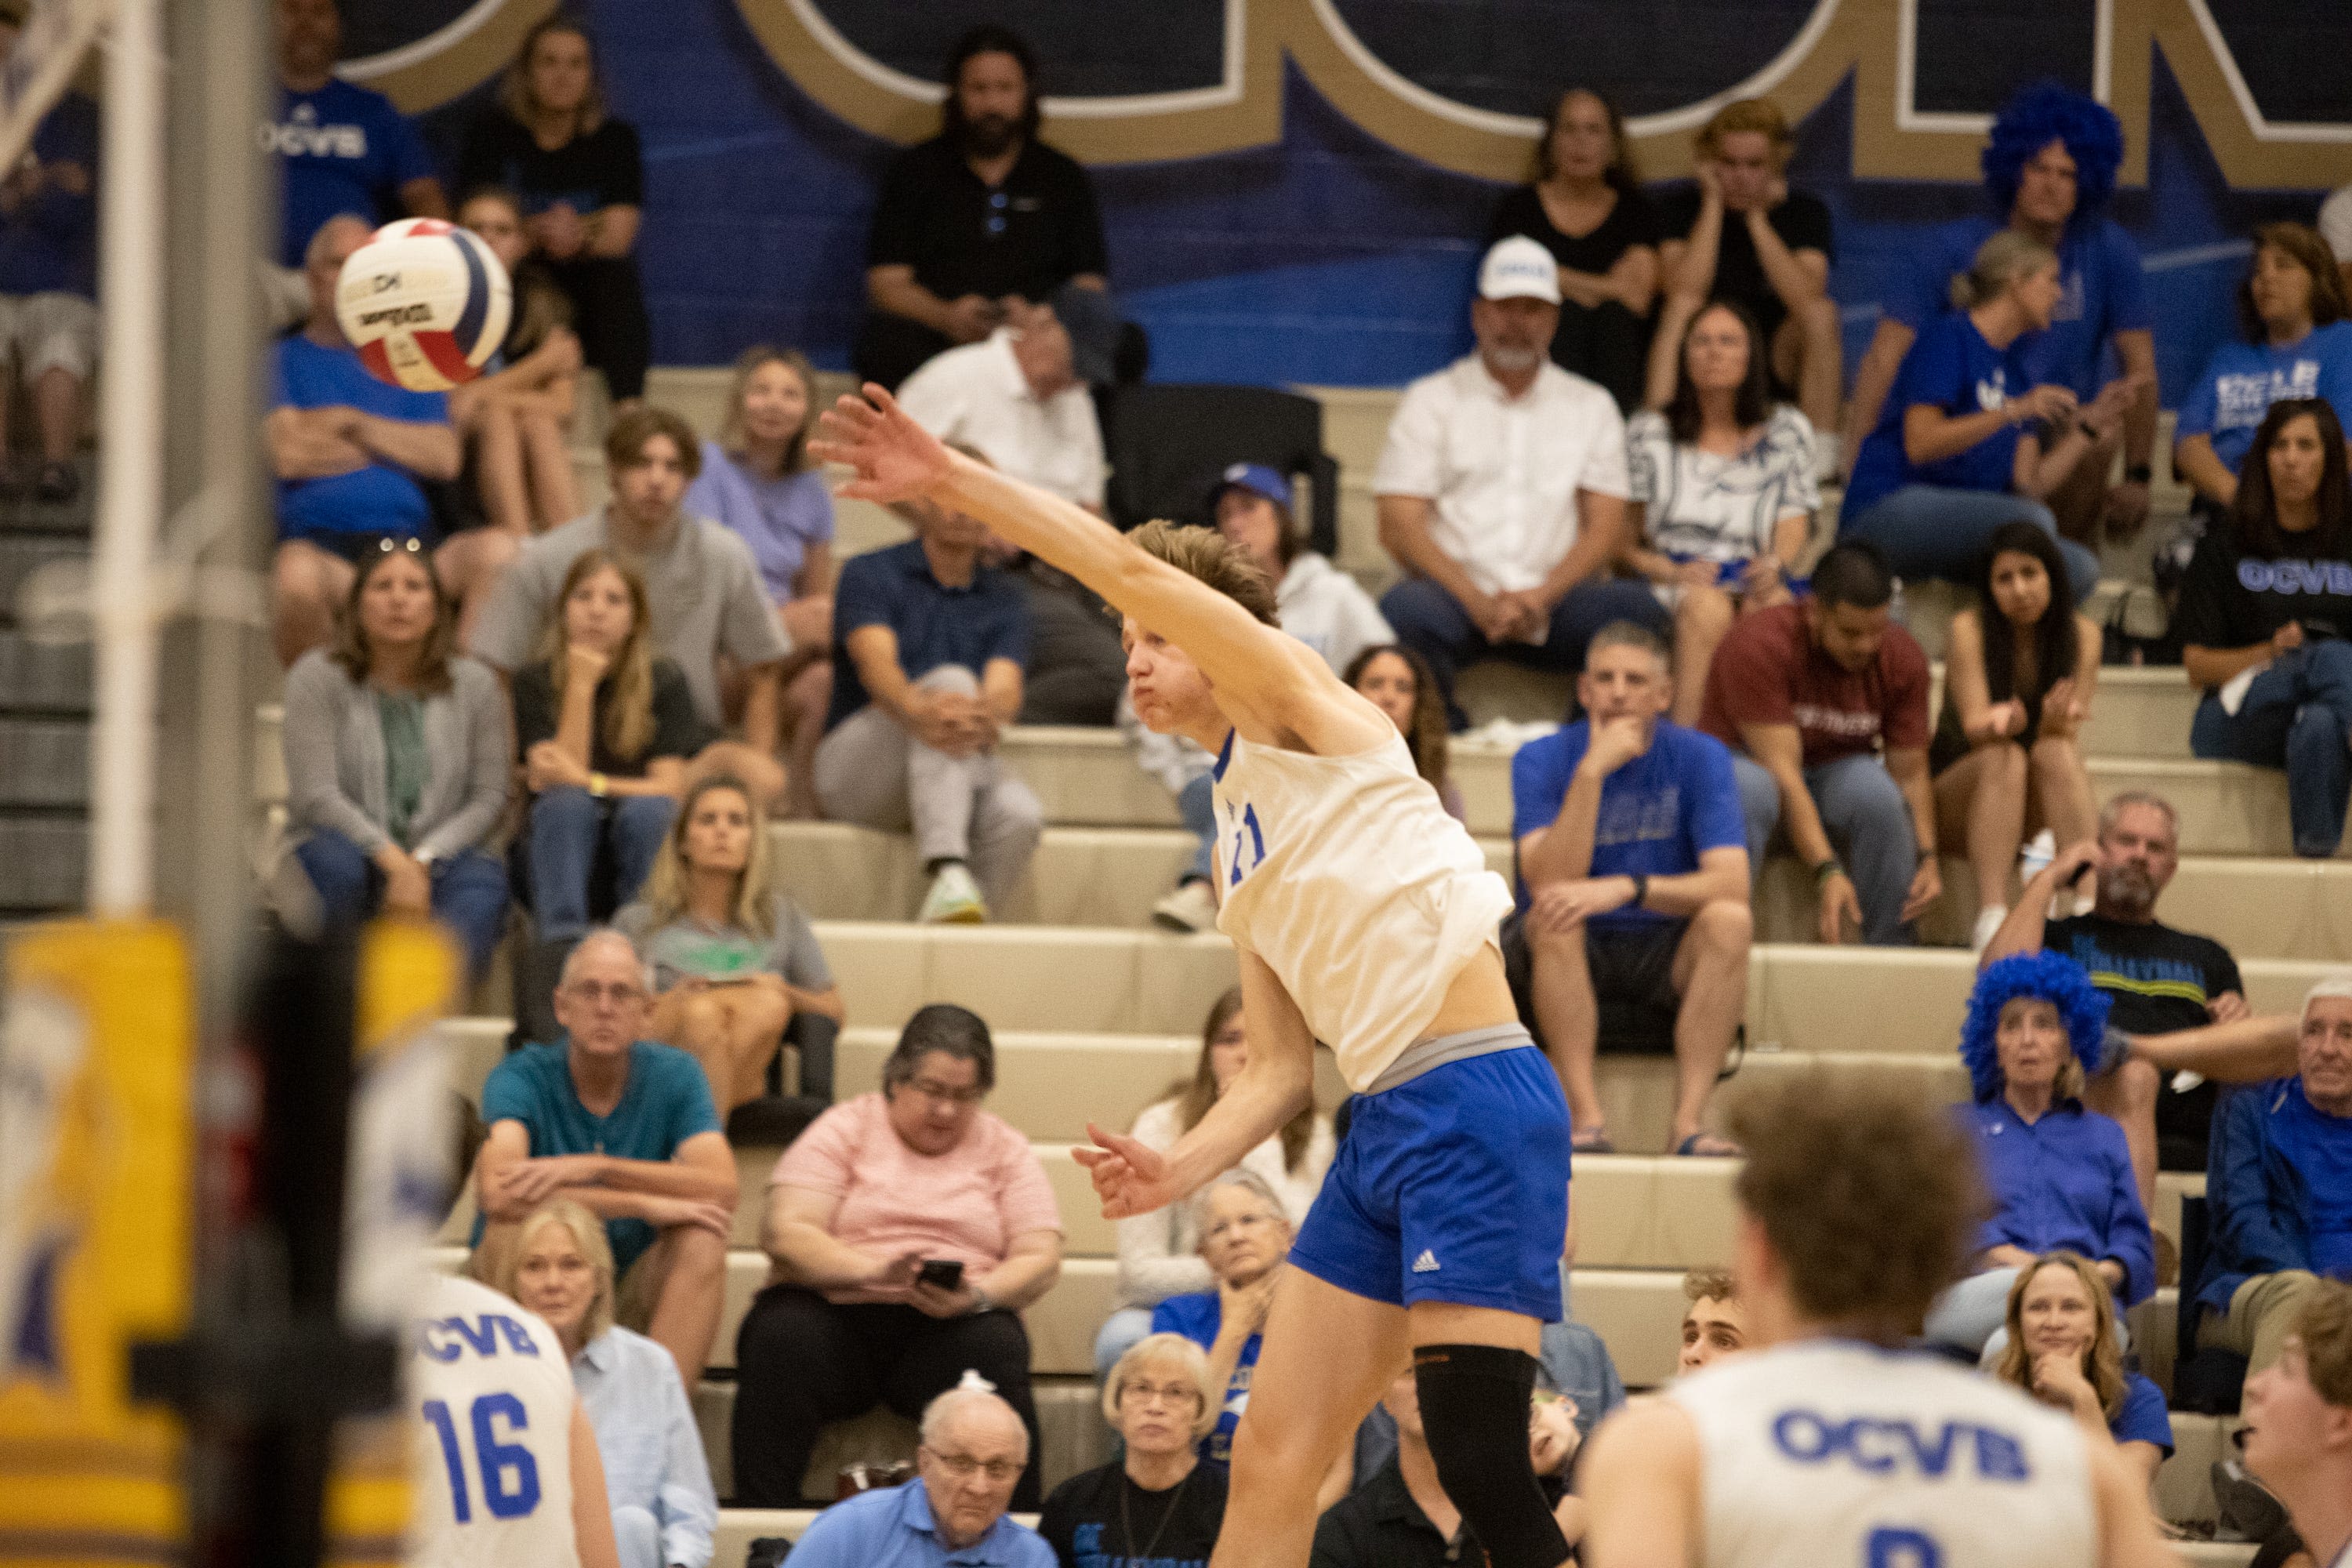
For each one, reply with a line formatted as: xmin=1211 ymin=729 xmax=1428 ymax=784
xmin=1375 ymin=236 xmax=1668 ymax=728
xmin=897 ymin=296 xmax=1109 ymax=510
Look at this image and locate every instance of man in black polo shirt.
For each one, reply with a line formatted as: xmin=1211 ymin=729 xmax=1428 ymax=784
xmin=1984 ymin=790 xmax=2245 ymax=1203
xmin=855 ymin=24 xmax=1110 ymax=390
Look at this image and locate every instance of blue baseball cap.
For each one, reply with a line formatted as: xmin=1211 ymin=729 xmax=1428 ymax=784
xmin=1209 ymin=461 xmax=1294 ymax=513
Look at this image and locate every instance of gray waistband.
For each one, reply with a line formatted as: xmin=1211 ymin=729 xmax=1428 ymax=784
xmin=1364 ymin=1022 xmax=1536 ymax=1097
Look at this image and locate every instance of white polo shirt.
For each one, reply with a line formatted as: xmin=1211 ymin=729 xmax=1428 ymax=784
xmin=1371 ymin=354 xmax=1629 ymax=595
xmin=896 ymin=328 xmax=1108 ymax=509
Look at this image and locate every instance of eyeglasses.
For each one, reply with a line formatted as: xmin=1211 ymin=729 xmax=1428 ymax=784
xmin=1201 ymin=1211 xmax=1279 ymax=1243
xmin=562 ymin=980 xmax=648 ymax=1007
xmin=1120 ymin=1380 xmax=1201 ymax=1409
xmin=374 ymin=535 xmax=425 ymax=556
xmin=903 ymin=1076 xmax=985 ymax=1106
xmin=923 ymin=1446 xmax=1022 ymax=1484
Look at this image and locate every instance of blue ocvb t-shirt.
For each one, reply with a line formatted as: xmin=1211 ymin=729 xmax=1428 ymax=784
xmin=2176 ymin=322 xmax=2352 ymax=474
xmin=2111 ymin=1371 xmax=2174 ymax=1455
xmin=826 ymin=539 xmax=1031 ymax=731
xmin=1508 ymin=719 xmax=1746 ymax=928
xmin=2270 ymin=1077 xmax=2352 ymax=1279
xmin=267 ymin=78 xmax=438 ymax=267
xmin=1887 ymin=215 xmax=2150 ymax=398
xmin=1152 ymin=1291 xmax=1260 ymax=1468
xmin=272 ymin=334 xmax=449 ymax=545
xmin=1843 ymin=310 xmax=2036 ymax=519
xmin=473 ymin=1040 xmax=721 ymax=1272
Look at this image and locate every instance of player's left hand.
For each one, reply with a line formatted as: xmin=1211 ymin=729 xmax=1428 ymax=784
xmin=1900 ymin=855 xmax=1943 ymax=924
xmin=813 ymin=385 xmax=957 ymax=504
xmin=1074 ymin=1123 xmax=1181 ymax=1219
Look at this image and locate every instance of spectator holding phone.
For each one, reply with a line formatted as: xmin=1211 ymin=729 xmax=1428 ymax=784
xmin=2177 ymin=399 xmax=2352 ymax=858
xmin=732 ymin=1005 xmax=1064 ymax=1509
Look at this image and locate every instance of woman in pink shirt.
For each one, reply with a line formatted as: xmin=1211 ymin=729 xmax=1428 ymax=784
xmin=731 ymin=1004 xmax=1065 ymax=1509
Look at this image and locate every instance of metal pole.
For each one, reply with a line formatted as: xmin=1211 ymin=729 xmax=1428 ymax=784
xmin=85 ymin=0 xmax=164 ymax=914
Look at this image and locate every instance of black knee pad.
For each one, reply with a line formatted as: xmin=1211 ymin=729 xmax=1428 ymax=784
xmin=1414 ymin=1344 xmax=1569 ymax=1568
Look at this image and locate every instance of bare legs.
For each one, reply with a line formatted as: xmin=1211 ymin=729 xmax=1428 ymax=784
xmin=1770 ymin=300 xmax=1845 ymax=448
xmin=650 ymin=978 xmax=792 ymax=1111
xmin=1670 ymin=586 xmax=1734 ymax=728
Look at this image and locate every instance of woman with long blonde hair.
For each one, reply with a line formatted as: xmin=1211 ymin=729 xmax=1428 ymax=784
xmin=513 ymin=550 xmax=699 ymax=983
xmin=615 ymin=774 xmax=844 ymax=1111
xmin=1994 ymin=1250 xmax=2173 ymax=1498
xmin=1092 ymin=987 xmax=1335 ymax=1375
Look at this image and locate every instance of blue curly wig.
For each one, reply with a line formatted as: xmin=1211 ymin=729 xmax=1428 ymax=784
xmin=1982 ymin=81 xmax=2125 ymax=220
xmin=1958 ymin=951 xmax=2113 ymax=1102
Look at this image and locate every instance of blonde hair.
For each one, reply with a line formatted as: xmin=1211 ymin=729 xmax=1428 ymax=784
xmin=1102 ymin=1332 xmax=1221 ymax=1439
xmin=1129 ymin=519 xmax=1279 ymax=626
xmin=481 ymin=1199 xmax=614 ymax=1346
xmin=720 ymin=344 xmax=818 ymax=474
xmin=1950 ymin=230 xmax=2060 ymax=310
xmin=1994 ymin=1252 xmax=2126 ymax=1422
xmin=1695 ymin=99 xmax=1793 ymax=165
xmin=1163 ymin=986 xmax=1316 ymax=1174
xmin=539 ymin=550 xmax=657 ymax=764
xmin=637 ymin=775 xmax=779 ymax=939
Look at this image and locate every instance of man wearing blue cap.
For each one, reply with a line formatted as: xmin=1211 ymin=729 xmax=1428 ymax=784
xmin=1374 ymin=235 xmax=1670 ymax=730
xmin=1210 ymin=461 xmax=1393 ymax=676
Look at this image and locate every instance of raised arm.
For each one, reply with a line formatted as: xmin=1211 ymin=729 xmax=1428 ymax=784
xmin=817 ymin=387 xmax=1377 ymax=750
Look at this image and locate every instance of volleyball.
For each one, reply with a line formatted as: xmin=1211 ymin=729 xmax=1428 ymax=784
xmin=333 ymin=217 xmax=513 ymax=394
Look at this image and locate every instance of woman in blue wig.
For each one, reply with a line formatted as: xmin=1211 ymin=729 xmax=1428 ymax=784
xmin=1923 ymin=949 xmax=2155 ymax=1357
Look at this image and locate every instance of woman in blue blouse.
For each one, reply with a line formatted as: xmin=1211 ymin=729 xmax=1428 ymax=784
xmin=683 ymin=345 xmax=836 ymax=818
xmin=1994 ymin=1250 xmax=2172 ymax=1499
xmin=1841 ymin=230 xmax=2123 ymax=601
xmin=1924 ymin=951 xmax=2154 ymax=1356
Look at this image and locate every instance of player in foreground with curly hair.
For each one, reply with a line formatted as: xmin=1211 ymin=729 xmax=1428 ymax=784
xmin=1581 ymin=1070 xmax=2179 ymax=1568
xmin=814 ymin=385 xmax=1574 ymax=1568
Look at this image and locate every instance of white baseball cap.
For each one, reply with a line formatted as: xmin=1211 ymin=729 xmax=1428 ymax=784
xmin=1478 ymin=235 xmax=1562 ymax=306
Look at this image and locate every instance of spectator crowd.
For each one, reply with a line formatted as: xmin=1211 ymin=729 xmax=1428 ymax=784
xmin=111 ymin=3 xmax=2352 ymax=1561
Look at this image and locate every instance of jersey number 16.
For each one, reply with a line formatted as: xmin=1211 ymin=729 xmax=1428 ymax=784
xmin=423 ymin=1393 xmax=543 ymax=1522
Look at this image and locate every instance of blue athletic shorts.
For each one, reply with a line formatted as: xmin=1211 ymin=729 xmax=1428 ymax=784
xmin=1288 ymin=1044 xmax=1570 ymax=1321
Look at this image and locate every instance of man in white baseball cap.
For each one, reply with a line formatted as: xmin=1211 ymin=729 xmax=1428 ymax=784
xmin=1371 ymin=235 xmax=1668 ymax=728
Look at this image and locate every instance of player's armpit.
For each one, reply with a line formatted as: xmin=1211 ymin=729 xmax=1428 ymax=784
xmin=1579 ymin=1399 xmax=1704 ymax=1568
xmin=2089 ymin=1432 xmax=2183 ymax=1568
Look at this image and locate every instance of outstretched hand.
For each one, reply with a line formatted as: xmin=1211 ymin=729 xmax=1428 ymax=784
xmin=810 ymin=384 xmax=956 ymax=505
xmin=1073 ymin=1122 xmax=1181 ymax=1220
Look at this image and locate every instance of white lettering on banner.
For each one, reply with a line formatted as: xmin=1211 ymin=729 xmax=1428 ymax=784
xmin=2215 ymin=361 xmax=2321 ymax=429
xmin=259 ymin=104 xmax=370 ymax=160
xmin=2238 ymin=557 xmax=2352 ymax=595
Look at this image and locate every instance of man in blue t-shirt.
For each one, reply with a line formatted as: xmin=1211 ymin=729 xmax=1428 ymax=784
xmin=1842 ymin=85 xmax=2156 ymax=544
xmin=266 ymin=214 xmax=482 ymax=666
xmin=265 ymin=0 xmax=445 ymax=267
xmin=813 ymin=487 xmax=1040 ymax=924
xmin=470 ymin=929 xmax=735 ymax=1384
xmin=1506 ymin=621 xmax=1751 ymax=1156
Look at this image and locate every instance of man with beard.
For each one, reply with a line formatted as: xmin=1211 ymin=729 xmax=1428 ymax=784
xmin=1375 ymin=235 xmax=1670 ymax=731
xmin=1984 ymin=790 xmax=2248 ymax=1207
xmin=855 ymin=24 xmax=1111 ymax=391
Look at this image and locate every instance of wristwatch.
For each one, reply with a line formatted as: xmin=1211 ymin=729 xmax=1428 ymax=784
xmin=968 ymin=1286 xmax=995 ymax=1316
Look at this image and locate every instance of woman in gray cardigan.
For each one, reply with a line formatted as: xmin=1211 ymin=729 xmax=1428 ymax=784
xmin=284 ymin=540 xmax=511 ymax=977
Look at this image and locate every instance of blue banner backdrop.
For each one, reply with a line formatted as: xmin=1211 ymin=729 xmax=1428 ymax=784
xmin=341 ymin=0 xmax=2352 ymax=402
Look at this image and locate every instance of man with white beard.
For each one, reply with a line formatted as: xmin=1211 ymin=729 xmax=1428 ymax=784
xmin=1373 ymin=235 xmax=1670 ymax=731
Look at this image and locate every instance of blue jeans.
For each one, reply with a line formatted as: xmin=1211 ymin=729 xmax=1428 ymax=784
xmin=1732 ymin=753 xmax=1920 ymax=945
xmin=527 ymin=786 xmax=677 ymax=940
xmin=2190 ymin=641 xmax=2352 ymax=857
xmin=1178 ymin=770 xmax=1215 ymax=884
xmin=1378 ymin=575 xmax=1671 ymax=730
xmin=1842 ymin=485 xmax=2101 ymax=604
xmin=293 ymin=829 xmax=509 ymax=979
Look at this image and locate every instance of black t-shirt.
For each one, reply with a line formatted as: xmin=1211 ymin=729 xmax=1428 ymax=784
xmin=1653 ymin=185 xmax=1834 ymax=335
xmin=458 ymin=110 xmax=644 ymax=218
xmin=1487 ymin=183 xmax=1661 ymax=292
xmin=1309 ymin=1457 xmax=1482 ymax=1568
xmin=2174 ymin=528 xmax=2352 ymax=673
xmin=866 ymin=133 xmax=1109 ymax=303
xmin=2044 ymin=913 xmax=2244 ymax=1168
xmin=1037 ymin=1461 xmax=1227 ymax=1568
xmin=511 ymin=655 xmax=705 ymax=777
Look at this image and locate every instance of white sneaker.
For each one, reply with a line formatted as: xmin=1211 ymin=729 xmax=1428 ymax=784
xmin=1972 ymin=905 xmax=2009 ymax=953
xmin=919 ymin=863 xmax=987 ymax=924
xmin=1151 ymin=879 xmax=1218 ymax=933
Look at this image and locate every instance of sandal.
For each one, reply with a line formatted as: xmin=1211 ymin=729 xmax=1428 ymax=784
xmin=1571 ymin=1127 xmax=1615 ymax=1155
xmin=1675 ymin=1131 xmax=1741 ymax=1157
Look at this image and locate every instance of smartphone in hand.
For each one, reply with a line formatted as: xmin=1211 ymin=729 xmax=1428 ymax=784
xmin=917 ymin=1258 xmax=965 ymax=1292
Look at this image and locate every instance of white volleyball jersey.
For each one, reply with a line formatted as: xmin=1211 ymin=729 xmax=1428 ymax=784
xmin=1668 ymin=1340 xmax=2098 ymax=1568
xmin=1211 ymin=727 xmax=1515 ymax=1092
xmin=406 ymin=1273 xmax=580 ymax=1568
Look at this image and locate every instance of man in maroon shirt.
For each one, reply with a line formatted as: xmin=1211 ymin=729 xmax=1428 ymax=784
xmin=1697 ymin=542 xmax=1939 ymax=944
